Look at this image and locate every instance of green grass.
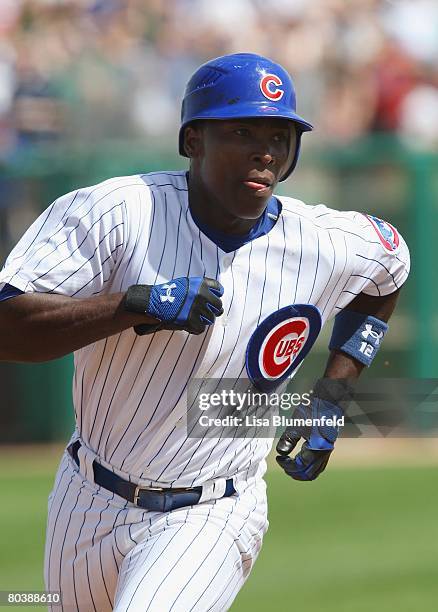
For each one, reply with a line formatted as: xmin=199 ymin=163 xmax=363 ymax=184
xmin=0 ymin=450 xmax=437 ymax=611
xmin=235 ymin=466 xmax=438 ymax=612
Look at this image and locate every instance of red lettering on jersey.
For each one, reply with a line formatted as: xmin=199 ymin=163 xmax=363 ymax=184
xmin=260 ymin=319 xmax=308 ymax=379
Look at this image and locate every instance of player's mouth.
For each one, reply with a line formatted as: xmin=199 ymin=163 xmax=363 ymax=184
xmin=242 ymin=175 xmax=274 ymax=193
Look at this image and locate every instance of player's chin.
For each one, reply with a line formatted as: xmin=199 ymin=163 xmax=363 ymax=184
xmin=236 ymin=183 xmax=273 ymax=216
xmin=234 ymin=200 xmax=270 ymax=220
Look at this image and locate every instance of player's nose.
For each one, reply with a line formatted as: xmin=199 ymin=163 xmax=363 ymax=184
xmin=250 ymin=151 xmax=275 ymax=166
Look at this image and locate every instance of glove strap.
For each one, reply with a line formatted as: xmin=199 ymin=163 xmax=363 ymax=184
xmin=313 ymin=377 xmax=356 ymax=405
xmin=124 ymin=285 xmax=152 ymax=314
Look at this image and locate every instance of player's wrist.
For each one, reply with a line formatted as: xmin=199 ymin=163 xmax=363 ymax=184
xmin=124 ymin=279 xmax=191 ymax=323
xmin=309 ymin=397 xmax=343 ymax=449
xmin=124 ymin=278 xmax=224 ymax=337
xmin=329 ymin=310 xmax=388 ymax=367
xmin=124 ymin=284 xmax=154 ymax=315
xmin=123 ymin=286 xmax=164 ymax=337
xmin=312 ymin=377 xmax=355 ymax=406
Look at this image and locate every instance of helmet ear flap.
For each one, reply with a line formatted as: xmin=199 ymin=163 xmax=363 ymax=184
xmin=279 ymin=128 xmax=303 ymax=182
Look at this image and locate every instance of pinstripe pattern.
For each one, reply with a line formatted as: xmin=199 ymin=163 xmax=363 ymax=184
xmin=45 ymin=455 xmax=267 ymax=611
xmin=1 ymin=170 xmax=409 ymax=610
xmin=0 ymin=175 xmax=409 ymax=486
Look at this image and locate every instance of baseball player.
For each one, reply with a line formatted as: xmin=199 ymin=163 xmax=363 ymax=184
xmin=0 ymin=53 xmax=409 ymax=611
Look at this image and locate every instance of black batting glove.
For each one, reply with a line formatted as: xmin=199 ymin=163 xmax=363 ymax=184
xmin=276 ymin=396 xmax=343 ymax=481
xmin=125 ymin=277 xmax=224 ymax=335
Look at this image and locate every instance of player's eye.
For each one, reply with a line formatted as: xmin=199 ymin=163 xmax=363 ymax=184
xmin=234 ymin=128 xmax=250 ymax=137
xmin=273 ymin=132 xmax=288 ymax=143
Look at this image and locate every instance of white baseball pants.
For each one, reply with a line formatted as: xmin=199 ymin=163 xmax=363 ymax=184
xmin=44 ymin=451 xmax=268 ymax=611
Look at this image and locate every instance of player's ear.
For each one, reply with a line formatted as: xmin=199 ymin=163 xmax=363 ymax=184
xmin=183 ymin=123 xmax=204 ymax=158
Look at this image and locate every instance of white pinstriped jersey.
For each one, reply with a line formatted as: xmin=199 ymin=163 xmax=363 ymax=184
xmin=0 ymin=171 xmax=410 ymax=488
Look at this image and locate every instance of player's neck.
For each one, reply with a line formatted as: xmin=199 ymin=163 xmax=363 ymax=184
xmin=187 ymin=172 xmax=264 ymax=235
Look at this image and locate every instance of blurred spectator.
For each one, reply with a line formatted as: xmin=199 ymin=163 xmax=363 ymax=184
xmin=381 ymin=0 xmax=438 ymax=64
xmin=399 ymin=84 xmax=438 ymax=148
xmin=370 ymin=39 xmax=419 ymax=133
xmin=0 ymin=0 xmax=435 ymax=155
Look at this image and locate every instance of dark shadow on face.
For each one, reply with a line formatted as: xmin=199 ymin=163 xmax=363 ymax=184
xmin=186 ymin=118 xmax=297 ymax=235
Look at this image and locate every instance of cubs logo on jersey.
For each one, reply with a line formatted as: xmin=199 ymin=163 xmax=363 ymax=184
xmin=246 ymin=304 xmax=321 ymax=392
xmin=364 ymin=214 xmax=400 ymax=253
xmin=259 ymin=73 xmax=284 ymax=101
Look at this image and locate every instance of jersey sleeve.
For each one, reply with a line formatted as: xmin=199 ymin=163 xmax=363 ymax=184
xmin=353 ymin=213 xmax=410 ymax=296
xmin=0 ymin=181 xmax=125 ymax=297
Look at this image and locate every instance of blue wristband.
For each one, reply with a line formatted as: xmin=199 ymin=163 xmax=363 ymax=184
xmin=329 ymin=310 xmax=388 ymax=367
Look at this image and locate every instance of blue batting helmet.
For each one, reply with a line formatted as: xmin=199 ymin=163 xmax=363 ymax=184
xmin=179 ymin=53 xmax=313 ymax=181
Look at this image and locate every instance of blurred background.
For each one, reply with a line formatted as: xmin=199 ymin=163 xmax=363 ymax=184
xmin=0 ymin=1 xmax=437 ymax=610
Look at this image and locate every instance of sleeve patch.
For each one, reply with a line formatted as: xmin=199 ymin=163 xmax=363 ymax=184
xmin=363 ymin=214 xmax=400 ymax=253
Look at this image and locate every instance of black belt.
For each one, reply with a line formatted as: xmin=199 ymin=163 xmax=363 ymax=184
xmin=67 ymin=440 xmax=235 ymax=512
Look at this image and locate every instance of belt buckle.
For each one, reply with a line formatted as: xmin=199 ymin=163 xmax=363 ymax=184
xmin=133 ymin=485 xmax=164 ymax=505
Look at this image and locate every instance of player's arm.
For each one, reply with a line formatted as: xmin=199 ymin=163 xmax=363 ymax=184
xmin=0 ymin=291 xmax=156 ymax=362
xmin=276 ymin=288 xmax=401 ymax=481
xmin=0 ymin=277 xmax=223 ymax=363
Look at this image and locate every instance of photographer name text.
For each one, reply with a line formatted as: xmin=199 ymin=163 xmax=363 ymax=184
xmin=198 ymin=415 xmax=345 ymax=428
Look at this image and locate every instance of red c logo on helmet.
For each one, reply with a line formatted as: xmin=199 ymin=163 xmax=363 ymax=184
xmin=259 ymin=318 xmax=309 ymax=379
xmin=260 ymin=74 xmax=284 ymax=101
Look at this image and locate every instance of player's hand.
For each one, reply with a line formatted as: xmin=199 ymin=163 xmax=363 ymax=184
xmin=275 ymin=396 xmax=343 ymax=481
xmin=133 ymin=277 xmax=224 ymax=335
